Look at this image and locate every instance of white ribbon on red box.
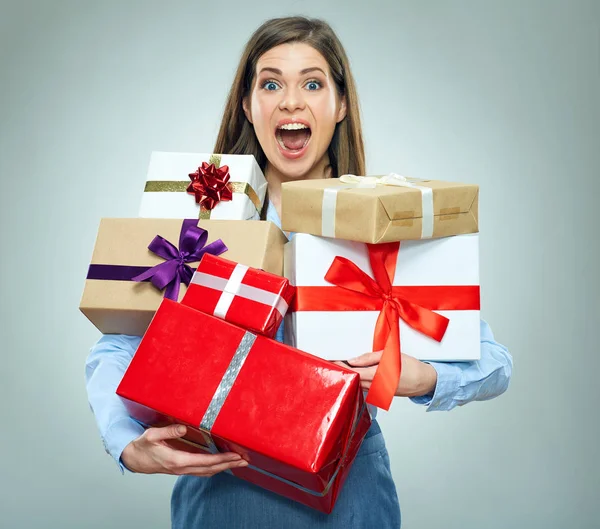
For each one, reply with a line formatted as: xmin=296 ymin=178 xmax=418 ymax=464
xmin=190 ymin=264 xmax=289 ymax=319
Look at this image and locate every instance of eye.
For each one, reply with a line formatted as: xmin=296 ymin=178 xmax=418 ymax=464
xmin=305 ymin=80 xmax=321 ymax=91
xmin=262 ymin=80 xmax=280 ymax=91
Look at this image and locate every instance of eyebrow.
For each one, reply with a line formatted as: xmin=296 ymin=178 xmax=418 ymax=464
xmin=257 ymin=67 xmax=327 ymax=76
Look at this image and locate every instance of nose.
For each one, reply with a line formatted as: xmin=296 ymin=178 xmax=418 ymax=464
xmin=278 ymin=85 xmax=306 ymax=112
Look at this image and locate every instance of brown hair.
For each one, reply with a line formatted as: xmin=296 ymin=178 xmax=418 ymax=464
xmin=213 ymin=16 xmax=366 ymax=178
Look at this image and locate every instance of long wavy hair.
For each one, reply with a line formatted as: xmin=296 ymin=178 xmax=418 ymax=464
xmin=213 ymin=16 xmax=366 ymax=180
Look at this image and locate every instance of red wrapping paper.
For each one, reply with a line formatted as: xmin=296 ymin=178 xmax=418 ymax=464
xmin=116 ymin=299 xmax=371 ymax=513
xmin=181 ymin=253 xmax=295 ymax=338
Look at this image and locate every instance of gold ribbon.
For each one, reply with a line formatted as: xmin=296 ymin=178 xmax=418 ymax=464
xmin=144 ymin=154 xmax=261 ymax=219
xmin=208 ymin=154 xmax=222 ymax=167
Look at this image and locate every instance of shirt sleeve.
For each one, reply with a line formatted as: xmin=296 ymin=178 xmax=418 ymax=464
xmin=85 ymin=334 xmax=145 ymax=473
xmin=409 ymin=319 xmax=513 ymax=411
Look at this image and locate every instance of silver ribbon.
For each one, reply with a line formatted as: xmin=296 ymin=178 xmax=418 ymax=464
xmin=200 ymin=331 xmax=256 ymax=432
xmin=321 ymin=173 xmax=434 ymax=239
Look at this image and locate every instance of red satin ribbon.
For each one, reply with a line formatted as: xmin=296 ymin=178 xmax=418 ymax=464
xmin=187 ymin=162 xmax=233 ymax=210
xmin=293 ymin=242 xmax=480 ymax=410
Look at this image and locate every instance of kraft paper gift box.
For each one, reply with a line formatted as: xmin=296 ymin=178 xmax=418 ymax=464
xmin=116 ymin=299 xmax=371 ymax=514
xmin=281 ymin=174 xmax=479 ymax=243
xmin=181 ymin=254 xmax=296 ymax=339
xmin=284 ymin=233 xmax=481 ymax=409
xmin=139 ymin=152 xmax=268 ymax=220
xmin=79 ymin=219 xmax=286 ymax=335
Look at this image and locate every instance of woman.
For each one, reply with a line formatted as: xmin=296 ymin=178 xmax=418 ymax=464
xmin=85 ymin=16 xmax=513 ymax=528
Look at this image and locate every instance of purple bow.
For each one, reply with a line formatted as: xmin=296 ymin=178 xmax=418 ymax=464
xmin=131 ymin=219 xmax=227 ymax=300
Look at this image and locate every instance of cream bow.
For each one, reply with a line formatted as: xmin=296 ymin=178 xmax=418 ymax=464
xmin=338 ymin=173 xmax=417 ymax=188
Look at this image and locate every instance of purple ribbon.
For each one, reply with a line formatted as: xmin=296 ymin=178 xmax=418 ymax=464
xmin=86 ymin=219 xmax=227 ymax=301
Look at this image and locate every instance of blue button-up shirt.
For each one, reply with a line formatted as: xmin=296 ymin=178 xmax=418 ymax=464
xmin=85 ymin=204 xmax=513 ymax=473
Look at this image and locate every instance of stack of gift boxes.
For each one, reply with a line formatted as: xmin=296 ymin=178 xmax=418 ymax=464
xmin=80 ymin=152 xmax=480 ymax=513
xmin=280 ymin=173 xmax=481 ymax=410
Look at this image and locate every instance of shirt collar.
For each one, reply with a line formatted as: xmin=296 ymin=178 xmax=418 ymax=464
xmin=265 ymin=199 xmax=282 ymax=229
xmin=264 ymin=200 xmax=295 ymax=240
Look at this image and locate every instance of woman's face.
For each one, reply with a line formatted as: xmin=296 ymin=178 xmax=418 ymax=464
xmin=243 ymin=42 xmax=347 ymax=180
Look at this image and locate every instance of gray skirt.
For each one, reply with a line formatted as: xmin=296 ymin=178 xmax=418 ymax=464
xmin=171 ymin=421 xmax=401 ymax=528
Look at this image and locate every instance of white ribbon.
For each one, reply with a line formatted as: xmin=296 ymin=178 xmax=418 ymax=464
xmin=212 ymin=264 xmax=249 ymax=319
xmin=321 ymin=173 xmax=434 ymax=239
xmin=191 ymin=266 xmax=289 ymax=319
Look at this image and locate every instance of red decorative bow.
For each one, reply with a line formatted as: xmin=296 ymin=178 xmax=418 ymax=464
xmin=293 ymin=242 xmax=480 ymax=409
xmin=187 ymin=162 xmax=233 ymax=210
xmin=324 ymin=243 xmax=450 ymax=409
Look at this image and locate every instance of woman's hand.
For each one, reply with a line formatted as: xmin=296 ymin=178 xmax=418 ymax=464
xmin=334 ymin=351 xmax=438 ymax=398
xmin=121 ymin=424 xmax=248 ymax=476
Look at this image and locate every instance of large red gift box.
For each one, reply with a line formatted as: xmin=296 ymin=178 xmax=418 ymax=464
xmin=181 ymin=253 xmax=295 ymax=338
xmin=116 ymin=299 xmax=371 ymax=513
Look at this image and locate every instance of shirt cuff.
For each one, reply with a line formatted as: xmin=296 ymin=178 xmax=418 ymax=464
xmin=102 ymin=417 xmax=145 ymax=474
xmin=409 ymin=361 xmax=463 ymax=412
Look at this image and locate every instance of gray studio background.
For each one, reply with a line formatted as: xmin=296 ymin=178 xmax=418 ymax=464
xmin=1 ymin=1 xmax=598 ymax=528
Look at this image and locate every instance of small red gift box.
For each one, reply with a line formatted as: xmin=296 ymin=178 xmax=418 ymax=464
xmin=181 ymin=253 xmax=295 ymax=338
xmin=116 ymin=299 xmax=371 ymax=513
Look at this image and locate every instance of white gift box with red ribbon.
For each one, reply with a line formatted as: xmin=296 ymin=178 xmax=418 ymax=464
xmin=284 ymin=233 xmax=481 ymax=362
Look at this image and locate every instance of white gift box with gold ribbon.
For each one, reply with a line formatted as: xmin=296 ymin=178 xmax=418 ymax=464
xmin=139 ymin=152 xmax=268 ymax=220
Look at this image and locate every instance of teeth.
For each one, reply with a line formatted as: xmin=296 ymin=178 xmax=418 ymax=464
xmin=278 ymin=123 xmax=309 ymax=130
xmin=276 ymin=132 xmax=287 ymax=150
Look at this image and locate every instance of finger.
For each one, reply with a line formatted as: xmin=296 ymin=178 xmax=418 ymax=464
xmin=186 ymin=459 xmax=249 ymax=477
xmin=145 ymin=424 xmax=188 ymax=443
xmin=361 ymin=380 xmax=371 ymax=390
xmin=170 ymin=450 xmax=242 ymax=470
xmin=346 ymin=350 xmax=383 ymax=367
xmin=332 ymin=361 xmax=352 ymax=369
xmin=352 ymin=365 xmax=378 ymax=383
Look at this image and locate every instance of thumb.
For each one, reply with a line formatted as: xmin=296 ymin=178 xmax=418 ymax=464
xmin=146 ymin=424 xmax=187 ymax=443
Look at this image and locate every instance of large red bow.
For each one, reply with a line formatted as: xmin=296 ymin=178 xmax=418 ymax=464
xmin=322 ymin=242 xmax=449 ymax=409
xmin=187 ymin=162 xmax=233 ymax=210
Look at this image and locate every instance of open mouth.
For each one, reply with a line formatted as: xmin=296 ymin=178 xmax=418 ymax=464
xmin=276 ymin=122 xmax=312 ymax=154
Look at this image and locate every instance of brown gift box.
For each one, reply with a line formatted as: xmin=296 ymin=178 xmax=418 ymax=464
xmin=281 ymin=177 xmax=479 ymax=243
xmin=79 ymin=219 xmax=286 ymax=335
